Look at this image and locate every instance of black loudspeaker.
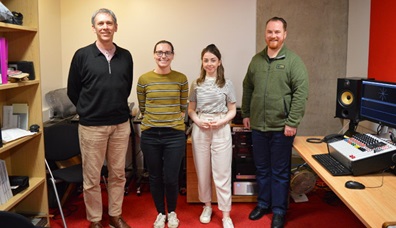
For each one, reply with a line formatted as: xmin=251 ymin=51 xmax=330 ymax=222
xmin=8 ymin=61 xmax=35 ymax=80
xmin=335 ymin=78 xmax=362 ymax=122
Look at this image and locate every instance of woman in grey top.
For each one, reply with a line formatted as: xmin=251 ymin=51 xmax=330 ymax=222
xmin=188 ymin=44 xmax=237 ymax=228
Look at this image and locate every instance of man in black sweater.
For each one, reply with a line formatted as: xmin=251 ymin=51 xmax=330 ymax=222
xmin=67 ymin=8 xmax=133 ymax=228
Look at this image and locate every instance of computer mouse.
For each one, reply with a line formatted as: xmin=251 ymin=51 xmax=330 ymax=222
xmin=29 ymin=124 xmax=40 ymax=132
xmin=345 ymin=180 xmax=365 ymax=189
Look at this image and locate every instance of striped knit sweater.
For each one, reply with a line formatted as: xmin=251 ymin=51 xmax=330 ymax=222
xmin=137 ymin=70 xmax=189 ymax=131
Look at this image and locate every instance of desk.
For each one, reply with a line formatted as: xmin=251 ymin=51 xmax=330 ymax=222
xmin=293 ymin=136 xmax=396 ymax=228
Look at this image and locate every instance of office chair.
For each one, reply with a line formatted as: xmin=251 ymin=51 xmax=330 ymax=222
xmin=0 ymin=211 xmax=38 ymax=228
xmin=44 ymin=121 xmax=82 ymax=228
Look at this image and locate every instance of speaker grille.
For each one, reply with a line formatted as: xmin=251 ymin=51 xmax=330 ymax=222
xmin=335 ymin=78 xmax=362 ymax=121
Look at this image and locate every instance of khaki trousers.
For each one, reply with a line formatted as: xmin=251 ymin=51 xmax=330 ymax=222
xmin=191 ymin=113 xmax=232 ymax=212
xmin=79 ymin=121 xmax=130 ymax=222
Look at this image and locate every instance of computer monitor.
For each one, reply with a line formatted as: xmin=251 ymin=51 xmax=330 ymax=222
xmin=360 ymin=79 xmax=396 ymax=129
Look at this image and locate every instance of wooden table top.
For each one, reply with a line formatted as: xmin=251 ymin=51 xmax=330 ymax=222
xmin=293 ymin=136 xmax=396 ymax=228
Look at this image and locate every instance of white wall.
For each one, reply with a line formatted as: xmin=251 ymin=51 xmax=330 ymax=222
xmin=38 ymin=0 xmax=62 ymax=119
xmin=39 ymin=0 xmax=372 ymax=123
xmin=346 ymin=0 xmax=371 ymax=78
xmin=58 ymin=0 xmax=256 ymax=109
xmin=346 ymin=0 xmax=378 ymax=132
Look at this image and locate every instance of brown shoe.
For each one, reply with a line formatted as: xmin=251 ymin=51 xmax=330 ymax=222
xmin=109 ymin=216 xmax=131 ymax=228
xmin=89 ymin=221 xmax=103 ymax=228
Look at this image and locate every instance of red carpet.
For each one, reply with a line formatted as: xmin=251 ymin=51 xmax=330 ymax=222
xmin=49 ymin=182 xmax=364 ymax=228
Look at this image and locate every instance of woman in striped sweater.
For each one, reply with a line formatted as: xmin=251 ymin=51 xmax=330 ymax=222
xmin=137 ymin=40 xmax=189 ymax=228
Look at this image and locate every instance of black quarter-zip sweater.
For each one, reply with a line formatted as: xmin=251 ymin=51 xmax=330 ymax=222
xmin=67 ymin=42 xmax=133 ymax=126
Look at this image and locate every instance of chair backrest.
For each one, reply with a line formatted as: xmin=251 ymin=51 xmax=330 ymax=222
xmin=0 ymin=211 xmax=36 ymax=228
xmin=44 ymin=122 xmax=80 ymax=161
xmin=45 ymin=87 xmax=76 ymax=118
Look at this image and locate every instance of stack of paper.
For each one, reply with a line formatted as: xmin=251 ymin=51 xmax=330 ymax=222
xmin=1 ymin=128 xmax=36 ymax=144
xmin=0 ymin=159 xmax=13 ymax=205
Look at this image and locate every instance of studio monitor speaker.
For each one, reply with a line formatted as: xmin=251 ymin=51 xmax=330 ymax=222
xmin=335 ymin=77 xmax=362 ymax=121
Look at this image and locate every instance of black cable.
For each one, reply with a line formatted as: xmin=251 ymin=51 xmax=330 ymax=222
xmin=376 ymin=123 xmax=383 ymax=135
xmin=390 ymin=131 xmax=396 ymax=143
xmin=306 ymin=137 xmax=323 ymax=143
xmin=364 ymin=169 xmax=386 ymax=189
xmin=306 ymin=122 xmax=350 ymax=144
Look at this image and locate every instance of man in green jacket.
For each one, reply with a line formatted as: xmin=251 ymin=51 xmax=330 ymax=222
xmin=241 ymin=17 xmax=309 ymax=228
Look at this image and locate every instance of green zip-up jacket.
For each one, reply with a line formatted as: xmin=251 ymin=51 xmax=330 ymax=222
xmin=241 ymin=45 xmax=309 ymax=132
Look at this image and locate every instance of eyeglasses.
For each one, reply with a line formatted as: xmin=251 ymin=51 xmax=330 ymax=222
xmin=155 ymin=51 xmax=173 ymax=57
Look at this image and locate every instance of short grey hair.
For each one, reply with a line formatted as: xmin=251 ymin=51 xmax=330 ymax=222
xmin=91 ymin=8 xmax=117 ymax=25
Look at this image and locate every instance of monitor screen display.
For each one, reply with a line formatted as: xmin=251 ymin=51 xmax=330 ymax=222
xmin=360 ymin=80 xmax=396 ymax=129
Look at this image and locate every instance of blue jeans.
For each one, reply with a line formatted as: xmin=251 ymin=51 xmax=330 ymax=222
xmin=140 ymin=127 xmax=186 ymax=214
xmin=251 ymin=130 xmax=295 ymax=215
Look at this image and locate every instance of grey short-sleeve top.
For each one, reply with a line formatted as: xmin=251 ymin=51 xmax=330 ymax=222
xmin=189 ymin=78 xmax=236 ymax=114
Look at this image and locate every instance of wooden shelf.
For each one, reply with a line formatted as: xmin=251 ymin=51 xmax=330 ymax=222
xmin=0 ymin=133 xmax=41 ymax=154
xmin=0 ymin=22 xmax=37 ymax=32
xmin=0 ymin=177 xmax=45 ymax=211
xmin=0 ymin=80 xmax=40 ymax=91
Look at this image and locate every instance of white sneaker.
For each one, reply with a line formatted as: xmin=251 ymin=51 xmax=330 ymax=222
xmin=222 ymin=217 xmax=234 ymax=228
xmin=153 ymin=213 xmax=166 ymax=228
xmin=167 ymin=211 xmax=179 ymax=228
xmin=199 ymin=206 xmax=212 ymax=223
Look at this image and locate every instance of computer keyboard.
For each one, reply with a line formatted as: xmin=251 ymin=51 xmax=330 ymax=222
xmin=312 ymin=154 xmax=352 ymax=176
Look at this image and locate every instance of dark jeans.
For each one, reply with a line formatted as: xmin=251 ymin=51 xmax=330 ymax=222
xmin=141 ymin=127 xmax=186 ymax=214
xmin=251 ymin=130 xmax=295 ymax=215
